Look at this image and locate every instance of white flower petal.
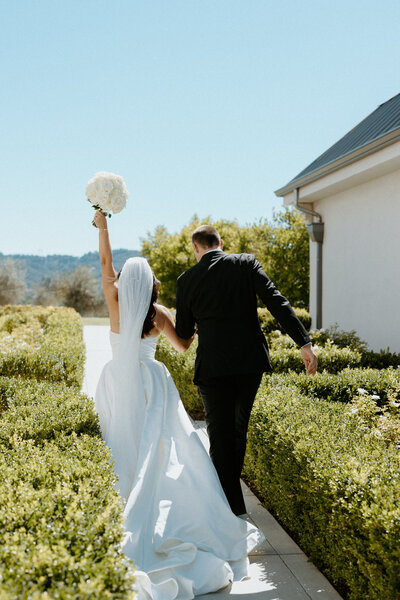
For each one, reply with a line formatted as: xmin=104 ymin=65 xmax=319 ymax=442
xmin=86 ymin=171 xmax=128 ymax=214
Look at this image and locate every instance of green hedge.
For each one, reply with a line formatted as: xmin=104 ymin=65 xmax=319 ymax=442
xmin=257 ymin=316 xmax=400 ymax=370
xmin=267 ymin=330 xmax=400 ymax=373
xmin=0 ymin=377 xmax=99 ymax=443
xmin=0 ymin=306 xmax=135 ymax=598
xmin=267 ymin=367 xmax=400 ymax=408
xmin=266 ymin=331 xmax=363 ymax=373
xmin=244 ymin=380 xmax=400 ymax=600
xmin=311 ymin=326 xmax=400 ymax=370
xmin=155 ymin=334 xmax=204 ymax=419
xmin=0 ymin=305 xmax=85 ymax=387
xmin=270 ymin=342 xmax=362 ymax=373
xmin=0 ymin=375 xmax=135 ymax=599
xmin=360 ymin=349 xmax=400 ymax=370
xmin=258 ymin=306 xmax=311 ymax=335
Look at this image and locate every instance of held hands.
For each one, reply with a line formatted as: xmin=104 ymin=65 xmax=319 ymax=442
xmin=93 ymin=210 xmax=108 ymax=230
xmin=300 ymin=343 xmax=318 ymax=376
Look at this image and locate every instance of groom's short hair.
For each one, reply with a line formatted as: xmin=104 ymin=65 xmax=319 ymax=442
xmin=192 ymin=225 xmax=221 ymax=248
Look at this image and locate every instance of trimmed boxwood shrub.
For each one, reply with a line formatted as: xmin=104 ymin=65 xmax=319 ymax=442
xmin=0 ymin=306 xmax=136 ymax=598
xmin=311 ymin=326 xmax=400 ymax=370
xmin=0 ymin=376 xmax=99 ymax=444
xmin=244 ymin=381 xmax=400 ymax=600
xmin=270 ymin=342 xmax=362 ymax=373
xmin=258 ymin=306 xmax=311 ymax=335
xmin=360 ymin=349 xmax=400 ymax=370
xmin=310 ymin=324 xmax=368 ymax=352
xmin=0 ymin=375 xmax=135 ymax=599
xmin=0 ymin=305 xmax=85 ymax=387
xmin=0 ymin=435 xmax=135 ymax=598
xmin=155 ymin=334 xmax=204 ymax=419
xmin=267 ymin=367 xmax=400 ymax=408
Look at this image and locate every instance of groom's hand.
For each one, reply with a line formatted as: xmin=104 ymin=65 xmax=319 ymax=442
xmin=300 ymin=343 xmax=318 ymax=376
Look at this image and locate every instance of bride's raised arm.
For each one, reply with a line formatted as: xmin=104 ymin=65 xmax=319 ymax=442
xmin=93 ymin=210 xmax=119 ymax=333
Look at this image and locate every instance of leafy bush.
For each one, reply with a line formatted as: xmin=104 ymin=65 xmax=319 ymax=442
xmin=0 ymin=305 xmax=85 ymax=387
xmin=269 ymin=339 xmax=362 ymax=373
xmin=258 ymin=306 xmax=311 ymax=335
xmin=155 ymin=334 xmax=204 ymax=419
xmin=0 ymin=306 xmax=135 ymax=597
xmin=0 ymin=377 xmax=99 ymax=444
xmin=0 ymin=258 xmax=26 ymax=304
xmin=0 ymin=375 xmax=135 ymax=598
xmin=267 ymin=367 xmax=400 ymax=408
xmin=311 ymin=325 xmax=400 ymax=369
xmin=310 ymin=324 xmax=368 ymax=352
xmin=348 ymin=388 xmax=400 ymax=448
xmin=0 ymin=304 xmax=49 ymax=332
xmin=244 ymin=380 xmax=400 ymax=600
xmin=360 ymin=349 xmax=400 ymax=370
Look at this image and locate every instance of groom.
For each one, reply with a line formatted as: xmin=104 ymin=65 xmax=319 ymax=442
xmin=175 ymin=225 xmax=317 ymax=516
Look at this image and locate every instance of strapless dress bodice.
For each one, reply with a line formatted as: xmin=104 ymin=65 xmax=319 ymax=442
xmin=109 ymin=330 xmax=158 ymax=361
xmin=139 ymin=335 xmax=158 ymax=360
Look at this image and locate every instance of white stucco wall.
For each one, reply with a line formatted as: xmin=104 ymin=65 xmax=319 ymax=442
xmin=310 ymin=168 xmax=400 ymax=351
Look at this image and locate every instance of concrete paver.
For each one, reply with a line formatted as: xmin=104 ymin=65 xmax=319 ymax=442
xmin=82 ymin=325 xmax=112 ymax=398
xmin=197 ymin=557 xmax=312 ymax=600
xmin=280 ymin=555 xmax=343 ymax=600
xmin=245 ymin=493 xmax=303 ymax=556
xmin=83 ymin=326 xmax=343 ymax=600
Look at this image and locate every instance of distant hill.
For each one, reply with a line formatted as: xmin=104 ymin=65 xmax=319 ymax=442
xmin=0 ymin=249 xmax=141 ymax=299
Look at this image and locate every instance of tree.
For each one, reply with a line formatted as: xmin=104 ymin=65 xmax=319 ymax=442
xmin=0 ymin=258 xmax=27 ymax=305
xmin=34 ymin=266 xmax=107 ymax=316
xmin=33 ymin=275 xmax=63 ymax=306
xmin=141 ymin=208 xmax=309 ymax=308
xmin=245 ymin=210 xmax=310 ymax=308
xmin=60 ymin=266 xmax=105 ymax=315
xmin=141 ymin=216 xmax=246 ymax=307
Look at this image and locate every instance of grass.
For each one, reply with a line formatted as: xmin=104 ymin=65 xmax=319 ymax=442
xmin=82 ymin=317 xmax=110 ymax=326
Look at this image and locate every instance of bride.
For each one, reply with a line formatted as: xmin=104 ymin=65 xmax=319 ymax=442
xmin=92 ymin=211 xmax=264 ymax=600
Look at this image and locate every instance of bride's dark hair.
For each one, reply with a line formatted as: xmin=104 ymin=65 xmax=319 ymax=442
xmin=141 ymin=274 xmax=160 ymax=338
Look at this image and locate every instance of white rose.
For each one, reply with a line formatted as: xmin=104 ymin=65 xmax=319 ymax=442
xmin=86 ymin=182 xmax=100 ymax=205
xmin=109 ymin=187 xmax=126 ymax=213
xmin=101 ymin=197 xmax=113 ymax=212
xmin=111 ymin=196 xmax=126 ymax=214
xmin=101 ymin=179 xmax=113 ymax=194
xmin=86 ymin=171 xmax=129 ymax=214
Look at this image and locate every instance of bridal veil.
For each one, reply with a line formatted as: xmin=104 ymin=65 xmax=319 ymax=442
xmin=106 ymin=256 xmax=153 ymax=499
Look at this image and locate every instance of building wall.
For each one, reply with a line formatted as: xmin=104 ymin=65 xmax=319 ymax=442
xmin=310 ymin=168 xmax=400 ymax=351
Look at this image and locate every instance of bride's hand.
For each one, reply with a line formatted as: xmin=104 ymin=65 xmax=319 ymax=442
xmin=93 ymin=210 xmax=108 ymax=230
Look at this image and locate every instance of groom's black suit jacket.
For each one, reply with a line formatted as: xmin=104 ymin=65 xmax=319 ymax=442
xmin=175 ymin=250 xmax=311 ymax=384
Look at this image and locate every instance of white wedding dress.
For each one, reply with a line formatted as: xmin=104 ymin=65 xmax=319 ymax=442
xmin=95 ymin=258 xmax=264 ymax=600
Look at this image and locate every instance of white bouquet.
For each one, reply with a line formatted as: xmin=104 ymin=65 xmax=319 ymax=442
xmin=86 ymin=171 xmax=128 ymax=224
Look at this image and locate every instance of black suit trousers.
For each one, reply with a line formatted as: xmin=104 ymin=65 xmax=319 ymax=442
xmin=198 ymin=372 xmax=263 ymax=516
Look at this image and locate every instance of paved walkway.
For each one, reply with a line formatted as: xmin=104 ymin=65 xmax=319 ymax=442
xmin=83 ymin=326 xmax=343 ymax=600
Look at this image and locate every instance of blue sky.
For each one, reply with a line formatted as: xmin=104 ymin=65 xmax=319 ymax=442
xmin=1 ymin=0 xmax=400 ymax=255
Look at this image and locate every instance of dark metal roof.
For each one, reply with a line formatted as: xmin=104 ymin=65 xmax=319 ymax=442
xmin=288 ymin=92 xmax=400 ymax=185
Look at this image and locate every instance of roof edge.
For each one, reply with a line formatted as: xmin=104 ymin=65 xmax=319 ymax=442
xmin=274 ymin=127 xmax=400 ymax=197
